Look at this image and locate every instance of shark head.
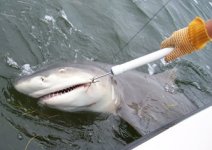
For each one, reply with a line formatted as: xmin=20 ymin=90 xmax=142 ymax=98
xmin=14 ymin=63 xmax=119 ymax=113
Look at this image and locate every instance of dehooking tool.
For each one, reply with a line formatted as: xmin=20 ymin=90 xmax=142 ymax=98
xmin=91 ymin=47 xmax=173 ymax=82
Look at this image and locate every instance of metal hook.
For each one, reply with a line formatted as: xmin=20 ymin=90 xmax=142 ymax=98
xmin=90 ymin=77 xmax=100 ymax=84
xmin=91 ymin=72 xmax=112 ymax=83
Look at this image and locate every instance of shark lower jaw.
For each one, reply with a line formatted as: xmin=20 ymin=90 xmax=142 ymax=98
xmin=39 ymin=82 xmax=91 ymax=101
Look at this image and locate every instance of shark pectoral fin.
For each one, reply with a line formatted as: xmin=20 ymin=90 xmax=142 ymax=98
xmin=118 ymin=104 xmax=146 ymax=136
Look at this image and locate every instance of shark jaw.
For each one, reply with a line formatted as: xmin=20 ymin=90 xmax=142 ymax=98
xmin=39 ymin=82 xmax=91 ymax=101
xmin=14 ymin=65 xmax=118 ymax=113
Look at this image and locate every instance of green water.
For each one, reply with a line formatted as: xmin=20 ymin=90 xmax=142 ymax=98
xmin=0 ymin=0 xmax=212 ymax=149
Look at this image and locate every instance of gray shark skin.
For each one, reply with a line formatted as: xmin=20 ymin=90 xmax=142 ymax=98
xmin=14 ymin=61 xmax=197 ymax=135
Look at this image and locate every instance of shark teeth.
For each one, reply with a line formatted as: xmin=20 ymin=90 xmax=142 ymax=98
xmin=40 ymin=83 xmax=90 ymax=100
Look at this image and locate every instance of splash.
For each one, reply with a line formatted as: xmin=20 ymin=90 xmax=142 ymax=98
xmin=5 ymin=56 xmax=34 ymax=76
xmin=147 ymin=63 xmax=157 ymax=75
xmin=20 ymin=64 xmax=34 ymax=76
xmin=43 ymin=15 xmax=56 ymax=24
xmin=6 ymin=56 xmax=19 ymax=69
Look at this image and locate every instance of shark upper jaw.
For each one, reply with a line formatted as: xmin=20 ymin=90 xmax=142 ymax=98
xmin=38 ymin=82 xmax=91 ymax=101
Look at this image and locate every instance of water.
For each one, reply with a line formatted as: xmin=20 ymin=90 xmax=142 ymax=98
xmin=0 ymin=0 xmax=212 ymax=149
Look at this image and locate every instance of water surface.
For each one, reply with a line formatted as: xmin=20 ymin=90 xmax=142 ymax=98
xmin=0 ymin=0 xmax=212 ymax=149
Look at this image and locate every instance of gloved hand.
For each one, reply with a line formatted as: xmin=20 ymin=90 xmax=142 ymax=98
xmin=161 ymin=17 xmax=211 ymax=62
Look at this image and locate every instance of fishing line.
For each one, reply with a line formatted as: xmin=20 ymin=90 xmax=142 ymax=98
xmin=113 ymin=0 xmax=173 ymax=61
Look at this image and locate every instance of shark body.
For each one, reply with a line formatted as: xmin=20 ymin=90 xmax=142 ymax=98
xmin=14 ymin=62 xmax=197 ymax=135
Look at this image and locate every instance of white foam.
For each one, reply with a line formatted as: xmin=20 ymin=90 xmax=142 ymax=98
xmin=43 ymin=15 xmax=55 ymax=24
xmin=6 ymin=56 xmax=34 ymax=75
xmin=6 ymin=56 xmax=19 ymax=68
xmin=20 ymin=64 xmax=34 ymax=76
xmin=209 ymin=2 xmax=212 ymax=7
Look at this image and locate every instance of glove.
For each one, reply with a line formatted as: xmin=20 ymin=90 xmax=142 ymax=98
xmin=161 ymin=17 xmax=211 ymax=62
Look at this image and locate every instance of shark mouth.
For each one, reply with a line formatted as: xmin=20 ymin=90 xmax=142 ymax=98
xmin=40 ymin=83 xmax=91 ymax=100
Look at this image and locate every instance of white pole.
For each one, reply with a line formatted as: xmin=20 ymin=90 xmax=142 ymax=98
xmin=111 ymin=48 xmax=173 ymax=75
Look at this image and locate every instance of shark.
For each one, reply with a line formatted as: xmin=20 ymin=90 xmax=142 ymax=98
xmin=14 ymin=61 xmax=197 ymax=135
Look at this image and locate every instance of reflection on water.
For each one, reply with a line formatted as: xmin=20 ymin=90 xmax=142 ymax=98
xmin=0 ymin=0 xmax=212 ymax=149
